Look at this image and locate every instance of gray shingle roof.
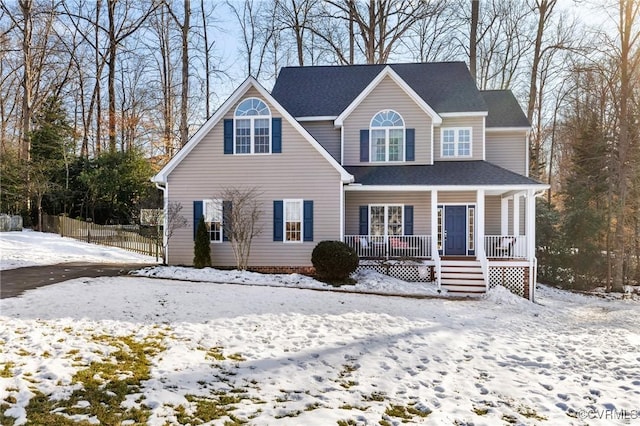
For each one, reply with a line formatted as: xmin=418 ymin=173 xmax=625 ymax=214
xmin=481 ymin=90 xmax=530 ymax=128
xmin=271 ymin=62 xmax=488 ymax=117
xmin=344 ymin=161 xmax=544 ymax=186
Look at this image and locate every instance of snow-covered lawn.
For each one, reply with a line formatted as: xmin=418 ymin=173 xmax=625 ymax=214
xmin=0 ymin=229 xmax=157 ymax=270
xmin=1 ymin=231 xmax=639 ymax=425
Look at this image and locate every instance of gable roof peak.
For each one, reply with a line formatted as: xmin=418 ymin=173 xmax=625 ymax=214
xmin=272 ymin=62 xmax=488 ymax=118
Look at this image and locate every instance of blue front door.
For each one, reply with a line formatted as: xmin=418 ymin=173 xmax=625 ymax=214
xmin=445 ymin=205 xmax=467 ymax=255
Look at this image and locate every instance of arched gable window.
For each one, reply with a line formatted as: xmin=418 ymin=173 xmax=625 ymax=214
xmin=370 ymin=110 xmax=404 ymax=162
xmin=234 ymin=98 xmax=271 ymax=154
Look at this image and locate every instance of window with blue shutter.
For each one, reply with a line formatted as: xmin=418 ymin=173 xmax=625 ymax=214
xmin=360 ymin=130 xmax=369 ymax=162
xmin=193 ymin=201 xmax=203 ymax=240
xmin=406 ymin=128 xmax=415 ymax=161
xmin=303 ymin=200 xmax=313 ymax=242
xmin=272 ymin=117 xmax=282 ymax=153
xmin=273 ymin=200 xmax=283 ymax=241
xmin=223 ymin=119 xmax=233 ymax=154
xmin=404 ymin=205 xmax=414 ymax=235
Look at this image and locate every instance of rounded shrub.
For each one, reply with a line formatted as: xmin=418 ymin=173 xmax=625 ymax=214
xmin=311 ymin=240 xmax=359 ymax=285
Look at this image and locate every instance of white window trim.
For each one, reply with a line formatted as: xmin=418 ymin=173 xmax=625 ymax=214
xmin=233 ymin=97 xmax=272 ymax=155
xmin=368 ymin=204 xmax=404 ymax=237
xmin=203 ymin=198 xmax=224 ymax=243
xmin=370 ymin=110 xmax=406 ymax=163
xmin=283 ymin=199 xmax=303 ymax=243
xmin=440 ymin=127 xmax=473 ymax=158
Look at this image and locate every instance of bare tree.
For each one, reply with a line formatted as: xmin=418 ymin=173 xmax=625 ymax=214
xmin=227 ymin=0 xmax=275 ymax=80
xmin=322 ymin=0 xmax=443 ymax=64
xmin=166 ymin=0 xmax=190 ymax=147
xmin=150 ymin=2 xmax=178 ymax=158
xmin=470 ymin=0 xmax=479 ymax=81
xmin=401 ymin=2 xmax=461 ymax=62
xmin=274 ymin=0 xmax=318 ymax=66
xmin=105 ymin=0 xmax=159 ymax=153
xmin=219 ymin=186 xmax=263 ymax=270
xmin=610 ymin=0 xmax=640 ymax=290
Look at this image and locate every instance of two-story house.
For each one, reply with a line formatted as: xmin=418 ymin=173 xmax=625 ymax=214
xmin=153 ymin=62 xmax=548 ymax=300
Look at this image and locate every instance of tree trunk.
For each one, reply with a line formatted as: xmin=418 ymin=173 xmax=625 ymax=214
xmin=470 ymin=0 xmax=479 ymax=82
xmin=180 ymin=0 xmax=190 ymax=147
xmin=107 ymin=0 xmax=117 ymax=153
xmin=201 ymin=0 xmax=212 ymax=117
xmin=19 ymin=0 xmax=32 ymax=163
xmin=612 ymin=0 xmax=638 ymax=291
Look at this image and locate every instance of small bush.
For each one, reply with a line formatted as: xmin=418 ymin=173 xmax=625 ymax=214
xmin=193 ymin=216 xmax=211 ymax=268
xmin=311 ymin=240 xmax=359 ymax=285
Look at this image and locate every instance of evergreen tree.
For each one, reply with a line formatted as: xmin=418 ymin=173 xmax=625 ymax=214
xmin=193 ymin=216 xmax=211 ymax=268
xmin=561 ymin=110 xmax=609 ymax=288
xmin=29 ymin=96 xmax=73 ymax=228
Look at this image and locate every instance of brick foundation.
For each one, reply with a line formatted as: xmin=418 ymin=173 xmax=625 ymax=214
xmin=247 ymin=266 xmax=316 ymax=277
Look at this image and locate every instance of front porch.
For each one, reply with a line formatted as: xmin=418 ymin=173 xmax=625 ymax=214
xmin=342 ymin=186 xmax=539 ymax=299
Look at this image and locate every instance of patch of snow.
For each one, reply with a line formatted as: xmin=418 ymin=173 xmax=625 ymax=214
xmin=2 ymin=230 xmax=640 ymax=424
xmin=0 ymin=229 xmax=157 ymax=270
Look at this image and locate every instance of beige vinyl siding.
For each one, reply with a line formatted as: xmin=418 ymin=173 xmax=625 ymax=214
xmin=166 ymin=87 xmax=342 ymax=267
xmin=485 ymin=196 xmax=501 ymax=234
xmin=434 ymin=116 xmax=484 ymax=161
xmin=506 ymin=196 xmax=527 ymax=235
xmin=343 ymin=76 xmax=433 ymax=165
xmin=345 ymin=192 xmax=431 ymax=235
xmin=300 ymin=121 xmax=341 ymax=162
xmin=437 ymin=191 xmax=476 ymax=204
xmin=486 ymin=130 xmax=527 ymax=174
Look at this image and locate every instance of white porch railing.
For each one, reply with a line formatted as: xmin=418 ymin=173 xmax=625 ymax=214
xmin=485 ymin=235 xmax=528 ymax=259
xmin=345 ymin=235 xmax=432 ymax=259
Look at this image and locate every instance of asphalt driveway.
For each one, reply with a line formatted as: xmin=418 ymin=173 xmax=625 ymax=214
xmin=0 ymin=263 xmax=152 ymax=299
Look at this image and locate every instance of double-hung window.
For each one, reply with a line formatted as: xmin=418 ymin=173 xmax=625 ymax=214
xmin=203 ymin=199 xmax=223 ymax=242
xmin=284 ymin=200 xmax=302 ymax=242
xmin=234 ymin=98 xmax=271 ymax=154
xmin=441 ymin=128 xmax=472 ymax=157
xmin=370 ymin=110 xmax=404 ymax=162
xmin=369 ymin=205 xmax=403 ymax=236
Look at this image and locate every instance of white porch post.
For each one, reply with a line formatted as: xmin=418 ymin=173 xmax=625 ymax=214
xmin=431 ymin=189 xmax=440 ymax=289
xmin=339 ymin=182 xmax=345 ymax=242
xmin=526 ymin=189 xmax=536 ymax=300
xmin=431 ymin=190 xmax=438 ymax=257
xmin=512 ymin=194 xmax=520 ymax=236
xmin=501 ymin=197 xmax=509 ymax=235
xmin=526 ymin=189 xmax=536 ymax=261
xmin=476 ymin=189 xmax=485 ymax=257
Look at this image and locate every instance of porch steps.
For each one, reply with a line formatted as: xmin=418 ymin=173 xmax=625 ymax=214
xmin=440 ymin=260 xmax=486 ymax=296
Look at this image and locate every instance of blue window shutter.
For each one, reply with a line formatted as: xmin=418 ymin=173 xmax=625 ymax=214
xmin=222 ymin=201 xmax=232 ymax=241
xmin=272 ymin=117 xmax=282 ymax=153
xmin=273 ymin=200 xmax=283 ymax=241
xmin=360 ymin=130 xmax=369 ymax=162
xmin=303 ymin=200 xmax=313 ymax=242
xmin=193 ymin=200 xmax=203 ymax=240
xmin=406 ymin=128 xmax=415 ymax=161
xmin=359 ymin=206 xmax=368 ymax=235
xmin=404 ymin=205 xmax=414 ymax=235
xmin=223 ymin=119 xmax=233 ymax=154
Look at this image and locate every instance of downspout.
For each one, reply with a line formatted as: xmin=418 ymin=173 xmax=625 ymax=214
xmin=155 ymin=181 xmax=168 ymax=264
xmin=528 ymin=188 xmax=547 ymax=301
